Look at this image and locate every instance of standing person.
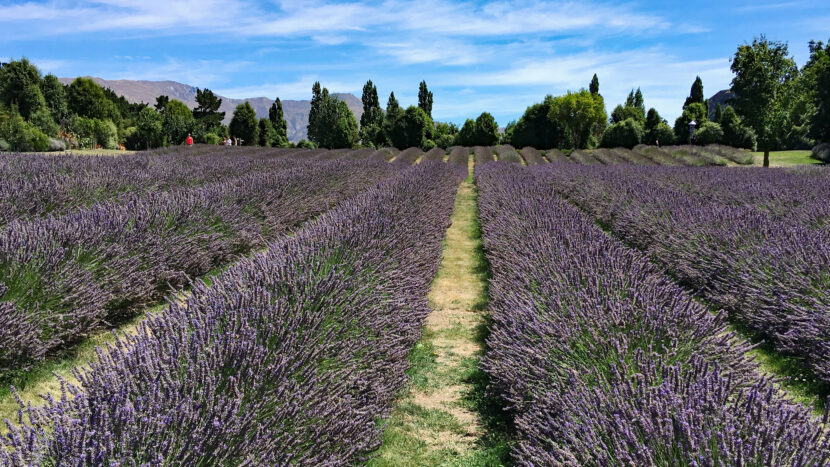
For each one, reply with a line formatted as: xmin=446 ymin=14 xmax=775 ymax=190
xmin=186 ymin=133 xmax=194 ymax=146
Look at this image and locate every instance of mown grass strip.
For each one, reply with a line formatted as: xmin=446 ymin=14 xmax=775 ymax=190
xmin=371 ymin=156 xmax=511 ymax=466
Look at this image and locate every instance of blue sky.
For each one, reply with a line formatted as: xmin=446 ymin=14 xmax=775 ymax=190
xmin=2 ymin=0 xmax=829 ymax=125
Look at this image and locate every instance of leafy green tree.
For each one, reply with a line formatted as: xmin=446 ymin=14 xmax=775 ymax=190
xmin=458 ymin=118 xmax=476 ymax=146
xmin=384 ymin=92 xmax=405 ymax=147
xmin=230 ymin=102 xmax=258 ymax=146
xmin=67 ymin=78 xmax=119 ymax=122
xmin=307 ymin=83 xmax=359 ymax=149
xmin=473 ymin=112 xmax=499 ymax=146
xmin=601 ymin=118 xmax=644 ymax=148
xmin=403 ymin=105 xmax=431 ymax=148
xmin=674 ymin=102 xmax=708 ymax=143
xmin=683 ymin=76 xmax=706 ymax=109
xmin=457 ymin=112 xmax=498 ymax=146
xmin=163 ymin=99 xmax=195 ymax=145
xmin=611 ymin=89 xmax=646 ymax=125
xmin=418 ymin=81 xmax=433 ymax=118
xmin=19 ymin=85 xmax=47 ymax=120
xmin=730 ymin=36 xmax=797 ymax=166
xmin=589 ymin=74 xmax=600 ymax=95
xmin=154 ymin=95 xmax=169 ymax=114
xmin=694 ymin=121 xmax=724 ymax=145
xmin=331 ymin=100 xmax=360 ymax=148
xmin=432 ymin=121 xmax=458 ymax=148
xmin=548 ymin=89 xmax=607 ymax=149
xmin=192 ymin=88 xmax=224 ymax=134
xmin=652 ymin=122 xmax=675 ymax=146
xmin=0 ymin=58 xmax=41 ymax=116
xmin=713 ymin=104 xmax=724 ymax=124
xmin=644 ymin=108 xmax=664 ymax=144
xmin=269 ymin=97 xmax=289 ymax=146
xmin=132 ymin=106 xmax=163 ymax=149
xmin=29 ymin=107 xmax=59 ymax=137
xmin=359 ymin=80 xmax=384 ymax=147
xmin=307 ymin=81 xmax=323 ymax=144
xmin=509 ymin=96 xmax=562 ymax=149
xmin=258 ymin=117 xmax=278 ymax=147
xmin=0 ymin=111 xmax=49 ymax=151
xmin=720 ymin=106 xmax=757 ymax=149
xmin=803 ymin=39 xmax=830 ymax=143
xmin=40 ymin=74 xmax=68 ymax=123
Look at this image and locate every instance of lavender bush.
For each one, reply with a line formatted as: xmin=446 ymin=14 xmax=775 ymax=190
xmin=0 ymin=162 xmax=462 ymax=465
xmin=393 ymin=147 xmax=423 ymax=165
xmin=494 ymin=145 xmax=523 ymax=164
xmin=518 ymin=147 xmax=546 ymax=165
xmin=422 ymin=147 xmax=447 ymax=162
xmin=448 ymin=147 xmax=470 ymax=171
xmin=477 ymin=162 xmax=830 ymax=465
xmin=474 ymin=146 xmax=494 ymax=166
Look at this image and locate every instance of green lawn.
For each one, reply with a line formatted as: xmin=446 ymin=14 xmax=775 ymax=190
xmin=751 ymin=150 xmax=823 ymax=167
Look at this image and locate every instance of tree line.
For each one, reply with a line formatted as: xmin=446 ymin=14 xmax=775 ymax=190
xmin=504 ymin=35 xmax=830 ymax=166
xmin=1 ymin=34 xmax=828 ymax=155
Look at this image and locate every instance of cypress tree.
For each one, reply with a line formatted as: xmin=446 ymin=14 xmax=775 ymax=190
xmin=418 ymin=81 xmax=433 ymax=118
xmin=269 ymin=97 xmax=288 ymax=145
xmin=589 ymin=74 xmax=599 ymax=95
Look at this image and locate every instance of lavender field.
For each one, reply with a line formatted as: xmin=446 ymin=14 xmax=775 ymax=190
xmin=0 ymin=145 xmax=828 ymax=465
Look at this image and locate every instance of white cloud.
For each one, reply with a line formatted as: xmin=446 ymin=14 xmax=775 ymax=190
xmin=215 ymin=76 xmax=363 ymax=99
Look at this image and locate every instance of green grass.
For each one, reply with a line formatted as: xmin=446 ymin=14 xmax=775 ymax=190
xmin=370 ymin=160 xmax=512 ymax=466
xmin=751 ymin=150 xmax=823 ymax=166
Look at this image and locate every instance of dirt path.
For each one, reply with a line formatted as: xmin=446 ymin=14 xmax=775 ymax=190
xmin=371 ymin=157 xmax=506 ymax=466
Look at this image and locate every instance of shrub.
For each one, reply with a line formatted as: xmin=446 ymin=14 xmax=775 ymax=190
xmin=95 ymin=119 xmax=118 ymax=149
xmin=694 ymin=121 xmax=724 ymax=146
xmin=435 ymin=133 xmax=455 ymax=149
xmin=652 ymin=122 xmax=675 ymax=146
xmin=813 ymin=143 xmax=830 ymax=163
xmin=422 ymin=139 xmax=436 ymax=151
xmin=296 ymin=139 xmax=317 ymax=149
xmin=601 ymin=118 xmax=644 ymax=149
xmin=202 ymin=133 xmax=222 ymax=145
xmin=0 ymin=113 xmax=49 ymax=151
xmin=47 ymin=138 xmax=66 ymax=151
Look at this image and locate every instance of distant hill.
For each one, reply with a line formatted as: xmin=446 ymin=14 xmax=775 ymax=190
xmin=708 ymin=89 xmax=736 ymax=120
xmin=58 ymin=77 xmax=363 ymax=142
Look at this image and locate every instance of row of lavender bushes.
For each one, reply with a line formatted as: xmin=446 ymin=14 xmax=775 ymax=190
xmin=476 ymin=162 xmax=829 ymax=465
xmin=0 ymin=157 xmax=399 ymax=381
xmin=0 ymin=146 xmax=303 ymax=226
xmin=1 ymin=161 xmax=462 ymax=465
xmin=540 ymin=163 xmax=830 ymax=387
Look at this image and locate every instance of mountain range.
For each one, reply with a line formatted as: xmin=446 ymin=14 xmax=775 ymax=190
xmin=58 ymin=77 xmax=363 ymax=142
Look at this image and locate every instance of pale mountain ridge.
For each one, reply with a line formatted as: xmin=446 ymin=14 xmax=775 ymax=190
xmin=58 ymin=77 xmax=363 ymax=142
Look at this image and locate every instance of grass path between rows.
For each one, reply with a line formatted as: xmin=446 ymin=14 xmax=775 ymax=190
xmin=370 ymin=157 xmax=510 ymax=466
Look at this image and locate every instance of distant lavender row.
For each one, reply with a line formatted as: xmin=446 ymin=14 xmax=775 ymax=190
xmin=0 ymin=158 xmax=398 ymax=380
xmin=448 ymin=147 xmax=470 ymax=171
xmin=474 ymin=146 xmax=494 ymax=166
xmin=494 ymin=145 xmax=523 ymax=164
xmin=476 ymin=162 xmax=830 ymax=465
xmin=0 ymin=162 xmax=462 ymax=465
xmin=540 ymin=163 xmax=830 ymax=385
xmin=393 ymin=147 xmax=424 ymax=165
xmin=0 ymin=147 xmax=297 ymax=226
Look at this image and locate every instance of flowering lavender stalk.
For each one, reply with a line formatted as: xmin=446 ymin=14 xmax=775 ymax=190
xmin=476 ymin=162 xmax=830 ymax=465
xmin=0 ymin=162 xmax=462 ymax=465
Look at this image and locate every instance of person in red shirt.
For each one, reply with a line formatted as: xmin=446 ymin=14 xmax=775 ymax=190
xmin=186 ymin=133 xmax=193 ymax=146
